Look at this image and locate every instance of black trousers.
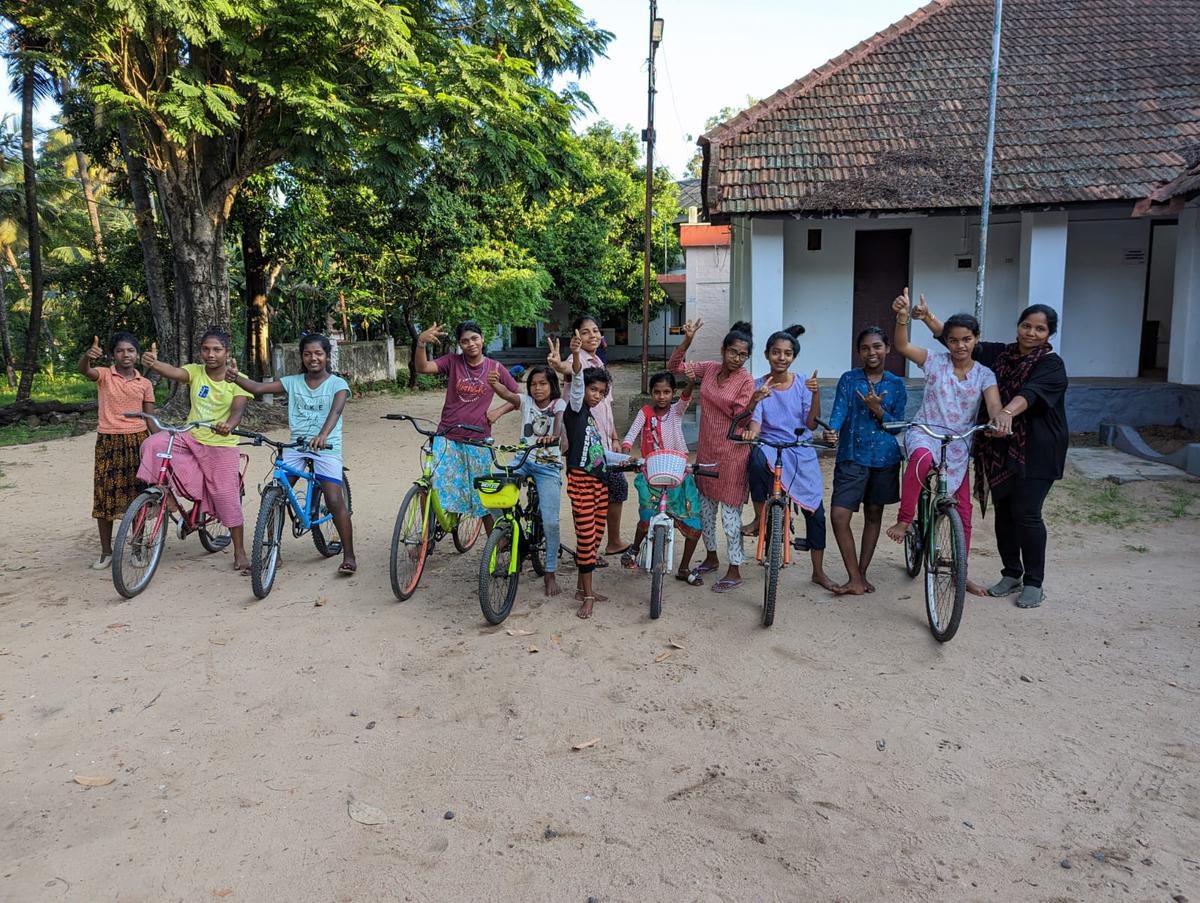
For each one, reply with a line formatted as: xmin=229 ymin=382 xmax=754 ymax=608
xmin=992 ymin=477 xmax=1054 ymax=589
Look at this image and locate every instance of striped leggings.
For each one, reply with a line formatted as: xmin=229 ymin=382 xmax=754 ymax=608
xmin=567 ymin=470 xmax=609 ymax=574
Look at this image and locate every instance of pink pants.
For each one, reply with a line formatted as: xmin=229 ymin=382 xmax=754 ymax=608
xmin=897 ymin=448 xmax=972 ymax=553
xmin=137 ymin=431 xmax=244 ymax=528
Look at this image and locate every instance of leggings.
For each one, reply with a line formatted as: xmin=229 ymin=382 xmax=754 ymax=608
xmin=699 ymin=494 xmax=746 ymax=566
xmin=897 ymin=448 xmax=973 ymax=554
xmin=567 ymin=470 xmax=608 ymax=574
xmin=993 ymin=477 xmax=1054 ymax=588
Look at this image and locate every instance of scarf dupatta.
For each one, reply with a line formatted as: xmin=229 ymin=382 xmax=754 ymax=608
xmin=973 ymin=341 xmax=1053 ymax=513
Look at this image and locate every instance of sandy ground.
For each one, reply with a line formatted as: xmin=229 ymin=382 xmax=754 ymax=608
xmin=2 ymin=383 xmax=1199 ymax=903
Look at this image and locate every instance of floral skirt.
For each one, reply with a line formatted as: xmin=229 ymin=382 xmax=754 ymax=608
xmin=93 ymin=431 xmax=148 ymax=520
xmin=430 ymin=436 xmax=493 ymax=518
xmin=634 ymin=472 xmax=702 ymax=539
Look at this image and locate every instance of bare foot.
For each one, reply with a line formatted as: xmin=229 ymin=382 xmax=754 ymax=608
xmin=832 ymin=580 xmax=868 ymax=596
xmin=740 ymin=522 xmax=759 ymax=537
xmin=811 ymin=572 xmax=838 ymax=591
xmin=575 ymin=590 xmax=608 ymax=603
xmin=543 ymin=574 xmax=561 ymax=597
xmin=966 ymin=579 xmax=988 ymax=597
xmin=885 ymin=522 xmax=908 ymax=543
xmin=577 ymin=596 xmax=595 ymax=619
xmin=233 ymin=559 xmax=251 ymax=575
xmin=864 ymin=578 xmax=876 ymax=593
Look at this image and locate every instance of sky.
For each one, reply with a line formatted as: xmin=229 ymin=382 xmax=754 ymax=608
xmin=1 ymin=0 xmax=922 ymax=177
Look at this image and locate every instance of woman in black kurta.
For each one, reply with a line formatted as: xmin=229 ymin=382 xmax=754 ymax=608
xmin=914 ymin=301 xmax=1068 ymax=608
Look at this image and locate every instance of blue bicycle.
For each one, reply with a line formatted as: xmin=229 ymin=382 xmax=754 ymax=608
xmin=235 ymin=429 xmax=353 ymax=599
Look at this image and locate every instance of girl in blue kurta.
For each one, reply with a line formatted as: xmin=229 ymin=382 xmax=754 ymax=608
xmin=740 ymin=326 xmax=836 ymax=590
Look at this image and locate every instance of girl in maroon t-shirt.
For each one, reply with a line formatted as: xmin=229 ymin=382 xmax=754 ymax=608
xmin=412 ymin=321 xmax=520 ymax=529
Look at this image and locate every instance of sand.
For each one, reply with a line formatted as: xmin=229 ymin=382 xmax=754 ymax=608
xmin=2 ymin=386 xmax=1199 ymax=902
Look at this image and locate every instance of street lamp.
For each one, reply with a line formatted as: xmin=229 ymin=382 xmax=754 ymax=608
xmin=651 ymin=17 xmax=664 ymax=44
xmin=641 ymin=2 xmax=663 ymax=394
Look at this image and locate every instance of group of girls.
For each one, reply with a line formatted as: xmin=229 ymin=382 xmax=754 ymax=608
xmin=84 ymin=294 xmax=1067 ymax=613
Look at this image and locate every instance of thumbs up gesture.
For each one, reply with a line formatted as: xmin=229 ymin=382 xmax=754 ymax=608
xmin=85 ymin=335 xmax=103 ymax=361
xmin=805 ymin=369 xmax=819 ymax=393
xmin=142 ymin=342 xmax=159 ymax=369
xmin=569 ymin=329 xmax=583 ymax=355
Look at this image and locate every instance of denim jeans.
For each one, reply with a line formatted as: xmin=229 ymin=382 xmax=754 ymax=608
xmin=515 ymin=459 xmax=562 ymax=573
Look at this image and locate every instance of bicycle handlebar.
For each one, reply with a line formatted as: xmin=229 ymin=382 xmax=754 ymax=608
xmin=726 ymin=417 xmax=834 ymax=451
xmin=462 ymin=441 xmax=541 ymax=473
xmin=230 ymin=428 xmax=308 ymax=451
xmin=383 ymin=413 xmax=485 ymax=439
xmin=883 ymin=420 xmax=995 ymax=443
xmin=123 ymin=412 xmax=213 ymax=433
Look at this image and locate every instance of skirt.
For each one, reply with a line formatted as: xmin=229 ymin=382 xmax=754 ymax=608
xmin=635 ymin=472 xmax=702 ymax=539
xmin=136 ymin=431 xmax=244 ymax=528
xmin=94 ymin=431 xmax=149 ymax=520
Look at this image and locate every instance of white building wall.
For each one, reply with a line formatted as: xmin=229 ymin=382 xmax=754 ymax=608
xmin=685 ymin=243 xmax=731 ymax=363
xmin=1063 ymin=217 xmax=1150 ymax=377
xmin=626 ymin=305 xmax=683 ymax=356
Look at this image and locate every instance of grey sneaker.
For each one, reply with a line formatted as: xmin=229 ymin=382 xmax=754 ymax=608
xmin=987 ymin=575 xmax=1023 ymax=596
xmin=1015 ymin=586 xmax=1044 ymax=608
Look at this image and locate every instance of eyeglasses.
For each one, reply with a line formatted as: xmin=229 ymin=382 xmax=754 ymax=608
xmin=725 ymin=349 xmax=750 ymax=360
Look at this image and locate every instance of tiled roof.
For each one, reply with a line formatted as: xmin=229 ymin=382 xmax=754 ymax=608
xmin=700 ymin=0 xmax=1200 ymax=216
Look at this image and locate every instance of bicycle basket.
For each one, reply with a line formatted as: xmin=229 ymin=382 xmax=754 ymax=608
xmin=644 ymin=449 xmax=688 ymax=489
xmin=474 ymin=474 xmax=520 ymax=509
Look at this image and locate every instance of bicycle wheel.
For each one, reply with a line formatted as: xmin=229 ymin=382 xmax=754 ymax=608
xmin=311 ymin=472 xmax=352 ymax=558
xmin=526 ymin=512 xmax=547 ymax=578
xmin=390 ymin=484 xmax=430 ymax=601
xmin=762 ymin=502 xmax=785 ymax=628
xmin=251 ymin=485 xmax=286 ymax=599
xmin=903 ymin=504 xmax=924 ymax=578
xmin=453 ymin=511 xmax=483 ymax=552
xmin=112 ymin=491 xmax=169 ymax=599
xmin=649 ymin=523 xmax=668 ymax=620
xmin=478 ymin=521 xmax=520 ymax=625
xmin=925 ymin=505 xmax=967 ymax=643
xmin=198 ymin=520 xmax=231 ymax=553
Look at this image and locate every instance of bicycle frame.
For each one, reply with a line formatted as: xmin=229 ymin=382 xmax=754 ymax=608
xmin=755 ymin=446 xmax=794 ymax=567
xmin=268 ymin=456 xmax=333 ymax=533
xmin=416 ymin=441 xmax=459 ymax=533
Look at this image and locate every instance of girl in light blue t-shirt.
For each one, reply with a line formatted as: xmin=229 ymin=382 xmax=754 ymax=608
xmin=231 ymin=334 xmax=356 ymax=574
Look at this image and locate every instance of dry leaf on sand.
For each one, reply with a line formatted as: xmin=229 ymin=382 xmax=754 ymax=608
xmin=668 ymin=638 xmax=686 ymax=649
xmin=571 ymin=737 xmax=600 ymax=751
xmin=654 ymin=651 xmax=673 ymax=663
xmin=73 ymin=775 xmax=115 ymax=787
xmin=314 ymin=597 xmax=327 ymax=607
xmin=347 ymin=797 xmax=387 ymax=825
xmin=506 ymin=628 xmax=534 ymax=637
xmin=528 ymin=645 xmax=539 ymax=654
xmin=213 ymin=890 xmax=234 ymax=898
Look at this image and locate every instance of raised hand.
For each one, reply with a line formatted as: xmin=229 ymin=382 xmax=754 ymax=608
xmin=856 ymin=381 xmax=888 ymax=419
xmin=142 ymin=342 xmax=159 ymax=368
xmin=805 ymin=369 xmax=819 ymax=392
xmin=681 ymin=318 xmax=704 ymax=340
xmin=225 ymin=358 xmax=240 ymax=382
xmin=417 ymin=321 xmax=447 ymax=345
xmin=569 ymin=329 xmax=582 ymax=355
xmin=684 ymin=361 xmax=698 ymax=383
xmin=911 ymin=293 xmax=929 ymax=322
xmin=85 ymin=335 xmax=103 ymax=361
xmin=486 ymin=363 xmax=500 ymax=387
xmin=546 ymin=335 xmax=562 ymax=368
xmin=892 ymin=287 xmax=911 ymax=317
xmin=751 ymin=376 xmax=775 ymax=404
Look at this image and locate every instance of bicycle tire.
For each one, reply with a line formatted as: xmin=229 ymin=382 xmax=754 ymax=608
xmin=526 ymin=512 xmax=546 ymax=578
xmin=649 ymin=524 xmax=667 ymax=620
xmin=478 ymin=521 xmax=520 ymax=625
xmin=453 ymin=512 xmax=483 ymax=552
xmin=390 ymin=484 xmax=430 ymax=601
xmin=903 ymin=515 xmax=923 ymax=578
xmin=251 ymin=486 xmax=286 ymax=599
xmin=112 ymin=491 xmax=169 ymax=599
xmin=311 ymin=472 xmax=352 ymax=558
xmin=198 ymin=520 xmax=231 ymax=553
xmin=762 ymin=502 xmax=784 ymax=628
xmin=925 ymin=505 xmax=967 ymax=643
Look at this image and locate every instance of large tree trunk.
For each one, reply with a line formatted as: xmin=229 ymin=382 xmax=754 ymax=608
xmin=154 ymin=162 xmax=232 ymax=362
xmin=118 ymin=122 xmax=174 ymax=364
xmin=0 ymin=270 xmax=16 ymax=387
xmin=16 ymin=68 xmax=46 ymax=403
xmin=240 ymin=208 xmax=270 ymax=380
xmin=59 ymin=78 xmax=106 ymax=263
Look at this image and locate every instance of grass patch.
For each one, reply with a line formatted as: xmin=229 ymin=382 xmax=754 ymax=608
xmin=1124 ymin=543 xmax=1149 ymax=554
xmin=1048 ymin=476 xmax=1200 ymax=529
xmin=0 ymin=373 xmax=98 ymax=406
xmin=0 ymin=420 xmax=80 ymax=447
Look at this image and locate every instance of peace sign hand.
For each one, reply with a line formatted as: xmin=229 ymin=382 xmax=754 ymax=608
xmin=751 ymin=377 xmax=775 ymax=404
xmin=681 ymin=318 xmax=704 ymax=340
xmin=546 ymin=335 xmax=562 ymax=368
xmin=856 ymin=382 xmax=888 ymax=419
xmin=85 ymin=335 xmax=103 ymax=361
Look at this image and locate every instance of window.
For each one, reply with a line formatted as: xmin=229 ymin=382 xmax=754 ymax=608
xmin=807 ymin=228 xmax=822 ymax=251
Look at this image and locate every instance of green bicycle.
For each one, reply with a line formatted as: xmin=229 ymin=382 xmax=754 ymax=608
xmin=885 ymin=419 xmax=992 ymax=643
xmin=386 ymin=414 xmax=485 ymax=601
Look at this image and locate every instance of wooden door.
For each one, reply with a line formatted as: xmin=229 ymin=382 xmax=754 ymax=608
xmin=852 ymin=229 xmax=911 ymax=376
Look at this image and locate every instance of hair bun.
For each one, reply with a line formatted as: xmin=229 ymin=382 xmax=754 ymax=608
xmin=785 ymin=324 xmax=805 ymax=338
xmin=730 ymin=320 xmax=753 ymax=335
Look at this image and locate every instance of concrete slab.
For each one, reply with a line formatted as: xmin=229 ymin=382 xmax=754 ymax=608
xmin=1067 ymin=447 xmax=1193 ymax=483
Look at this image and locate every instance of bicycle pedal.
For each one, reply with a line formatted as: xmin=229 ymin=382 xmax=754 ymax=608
xmin=791 ymin=537 xmax=809 ymax=551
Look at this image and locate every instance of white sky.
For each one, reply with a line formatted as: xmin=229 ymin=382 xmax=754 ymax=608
xmin=2 ymin=1 xmax=922 ymax=177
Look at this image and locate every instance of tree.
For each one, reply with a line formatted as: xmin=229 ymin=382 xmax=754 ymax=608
xmin=684 ymin=97 xmax=758 ymax=179
xmin=16 ymin=0 xmax=609 ymax=363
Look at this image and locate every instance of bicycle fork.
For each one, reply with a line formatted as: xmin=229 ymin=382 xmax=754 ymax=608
xmin=488 ymin=514 xmax=522 ymax=575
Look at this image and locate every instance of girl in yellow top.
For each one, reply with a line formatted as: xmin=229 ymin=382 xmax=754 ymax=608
xmin=137 ymin=328 xmax=254 ymax=573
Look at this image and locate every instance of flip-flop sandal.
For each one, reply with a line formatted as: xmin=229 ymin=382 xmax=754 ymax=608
xmin=710 ymin=579 xmax=743 ymax=593
xmin=621 ymin=550 xmax=638 ymax=570
xmin=694 ymin=562 xmax=719 ymax=575
xmin=338 ymin=562 xmax=357 ymax=575
xmin=595 ymin=556 xmax=609 ymax=568
xmin=676 ymin=569 xmax=703 ymax=586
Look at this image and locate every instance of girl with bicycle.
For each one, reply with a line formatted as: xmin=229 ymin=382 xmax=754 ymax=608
xmin=487 ymin=362 xmax=566 ymax=597
xmin=561 ymin=330 xmax=616 ymax=619
xmin=886 ymin=289 xmax=1007 ymax=583
xmin=79 ymin=332 xmax=158 ymax=571
xmin=740 ymin=326 xmax=837 ymax=591
xmin=137 ymin=328 xmax=255 ymax=573
xmin=227 ymin=334 xmax=357 ymax=574
xmin=822 ymin=326 xmax=907 ymax=595
xmin=669 ymin=319 xmax=755 ymax=594
xmin=620 ymin=369 xmax=704 ymax=585
xmin=412 ymin=321 xmax=521 ymax=533
xmin=549 ymin=314 xmax=631 ymax=562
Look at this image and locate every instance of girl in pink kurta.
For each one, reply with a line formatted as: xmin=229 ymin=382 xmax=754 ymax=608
xmin=669 ymin=318 xmax=755 ymax=592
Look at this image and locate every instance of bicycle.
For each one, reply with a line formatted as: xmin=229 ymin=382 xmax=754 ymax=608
xmin=235 ymin=429 xmax=354 ymax=599
xmin=630 ymin=453 xmax=719 ymax=620
xmin=111 ymin=413 xmax=249 ymax=599
xmin=471 ymin=441 xmax=549 ymax=625
xmin=728 ymin=416 xmax=833 ymax=628
xmin=883 ymin=420 xmax=992 ymax=643
xmin=385 ymin=414 xmax=486 ymax=601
